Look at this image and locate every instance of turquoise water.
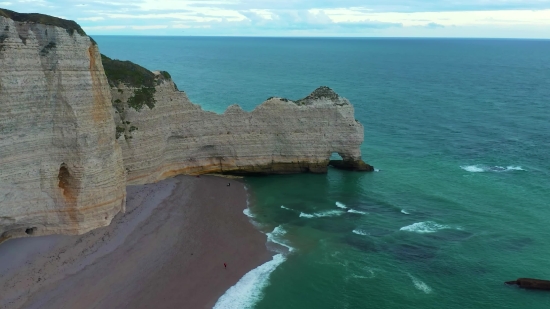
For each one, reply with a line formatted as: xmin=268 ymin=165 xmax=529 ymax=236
xmin=95 ymin=36 xmax=550 ymax=308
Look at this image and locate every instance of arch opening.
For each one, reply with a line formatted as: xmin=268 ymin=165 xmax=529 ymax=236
xmin=329 ymin=152 xmax=343 ymax=161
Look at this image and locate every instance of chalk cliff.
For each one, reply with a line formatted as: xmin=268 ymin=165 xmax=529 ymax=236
xmin=0 ymin=10 xmax=126 ymax=241
xmin=107 ymin=67 xmax=371 ymax=185
xmin=0 ymin=9 xmax=372 ymax=241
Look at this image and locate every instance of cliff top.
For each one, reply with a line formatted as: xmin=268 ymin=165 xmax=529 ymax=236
xmin=298 ymin=86 xmax=340 ymax=102
xmin=0 ymin=8 xmax=86 ymax=36
xmin=102 ymin=54 xmax=167 ymax=88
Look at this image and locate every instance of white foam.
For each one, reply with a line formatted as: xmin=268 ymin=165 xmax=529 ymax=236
xmin=350 ymin=267 xmax=376 ymax=279
xmin=348 ymin=209 xmax=367 ymax=215
xmin=266 ymin=225 xmax=294 ymax=252
xmin=461 ymin=164 xmax=525 ymax=173
xmin=400 ymin=221 xmax=452 ymax=234
xmin=300 ymin=210 xmax=345 ymax=218
xmin=336 ymin=202 xmax=347 ymax=209
xmin=243 ymin=208 xmax=254 ymax=218
xmin=401 ymin=209 xmax=410 ymax=215
xmin=505 ymin=166 xmax=525 ymax=171
xmin=461 ymin=165 xmax=485 ymax=173
xmin=213 ymin=254 xmax=286 ymax=309
xmin=280 ymin=205 xmax=292 ymax=211
xmin=352 ymin=229 xmax=368 ymax=236
xmin=409 ymin=274 xmax=432 ymax=294
xmin=374 ymin=168 xmax=380 ymax=172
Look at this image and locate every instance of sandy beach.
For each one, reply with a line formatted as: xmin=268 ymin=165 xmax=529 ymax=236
xmin=0 ymin=175 xmax=272 ymax=309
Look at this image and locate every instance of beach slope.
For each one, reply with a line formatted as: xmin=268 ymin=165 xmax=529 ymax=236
xmin=0 ymin=175 xmax=270 ymax=309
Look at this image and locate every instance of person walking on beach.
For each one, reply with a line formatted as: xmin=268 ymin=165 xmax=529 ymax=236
xmin=224 ymin=263 xmax=227 ymax=269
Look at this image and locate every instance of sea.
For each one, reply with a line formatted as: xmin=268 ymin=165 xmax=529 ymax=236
xmin=95 ymin=36 xmax=550 ymax=309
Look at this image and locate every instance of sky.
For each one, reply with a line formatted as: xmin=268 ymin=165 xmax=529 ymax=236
xmin=2 ymin=0 xmax=550 ymax=38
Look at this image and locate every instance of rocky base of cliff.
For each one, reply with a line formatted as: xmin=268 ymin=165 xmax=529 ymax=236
xmin=329 ymin=159 xmax=375 ymax=172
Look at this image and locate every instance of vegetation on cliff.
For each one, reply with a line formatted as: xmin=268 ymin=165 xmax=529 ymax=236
xmin=295 ymin=86 xmax=342 ymax=106
xmin=0 ymin=9 xmax=86 ymax=36
xmin=102 ymin=54 xmax=160 ymax=114
xmin=101 ymin=54 xmax=157 ymax=88
xmin=127 ymin=87 xmax=156 ymax=111
xmin=39 ymin=42 xmax=56 ymax=56
xmin=266 ymin=87 xmax=343 ymax=106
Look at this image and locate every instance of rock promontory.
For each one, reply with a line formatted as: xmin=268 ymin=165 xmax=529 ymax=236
xmin=0 ymin=9 xmax=372 ymax=241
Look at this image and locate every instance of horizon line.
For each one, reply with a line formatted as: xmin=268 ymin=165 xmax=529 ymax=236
xmin=89 ymin=35 xmax=550 ymax=40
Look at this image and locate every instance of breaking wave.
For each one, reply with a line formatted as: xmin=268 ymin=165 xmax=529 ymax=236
xmin=243 ymin=208 xmax=254 ymax=218
xmin=348 ymin=209 xmax=368 ymax=215
xmin=213 ymin=254 xmax=286 ymax=309
xmin=352 ymin=229 xmax=368 ymax=236
xmin=336 ymin=202 xmax=347 ymax=209
xmin=266 ymin=225 xmax=295 ymax=253
xmin=408 ymin=274 xmax=432 ymax=294
xmin=401 ymin=209 xmax=410 ymax=215
xmin=461 ymin=165 xmax=525 ymax=173
xmin=281 ymin=205 xmax=293 ymax=211
xmin=299 ymin=210 xmax=345 ymax=218
xmin=400 ymin=221 xmax=453 ymax=234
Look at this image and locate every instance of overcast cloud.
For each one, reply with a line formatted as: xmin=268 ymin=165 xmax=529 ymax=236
xmin=1 ymin=0 xmax=550 ymax=37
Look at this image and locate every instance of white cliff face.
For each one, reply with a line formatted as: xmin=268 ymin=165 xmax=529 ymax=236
xmin=0 ymin=16 xmax=126 ymax=241
xmin=0 ymin=11 xmax=371 ymax=241
xmin=111 ymin=79 xmax=368 ymax=185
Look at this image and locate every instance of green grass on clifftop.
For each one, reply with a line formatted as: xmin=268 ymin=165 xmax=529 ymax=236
xmin=101 ymin=54 xmax=157 ymax=88
xmin=0 ymin=8 xmax=86 ymax=36
xmin=295 ymin=86 xmax=340 ymax=105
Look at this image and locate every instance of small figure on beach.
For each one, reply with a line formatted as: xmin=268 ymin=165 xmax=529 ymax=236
xmin=224 ymin=263 xmax=227 ymax=269
xmin=227 ymin=183 xmax=230 ymax=187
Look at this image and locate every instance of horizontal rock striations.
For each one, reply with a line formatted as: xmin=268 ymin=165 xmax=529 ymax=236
xmin=0 ymin=11 xmax=126 ymax=241
xmin=107 ymin=67 xmax=372 ymax=184
xmin=0 ymin=9 xmax=372 ymax=240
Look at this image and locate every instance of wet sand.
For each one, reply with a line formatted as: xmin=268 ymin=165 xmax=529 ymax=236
xmin=0 ymin=175 xmax=272 ymax=309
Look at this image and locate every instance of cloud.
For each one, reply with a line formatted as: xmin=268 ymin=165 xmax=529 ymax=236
xmin=1 ymin=0 xmax=550 ymax=37
xmin=131 ymin=25 xmax=168 ymax=29
xmin=82 ymin=25 xmax=127 ymax=30
xmin=425 ymin=22 xmax=444 ymax=28
xmin=78 ymin=16 xmax=105 ymax=21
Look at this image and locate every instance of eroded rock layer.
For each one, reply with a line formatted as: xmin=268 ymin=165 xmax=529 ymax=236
xmin=0 ymin=13 xmax=126 ymax=240
xmin=0 ymin=9 xmax=372 ymax=240
xmin=111 ymin=80 xmax=371 ymax=185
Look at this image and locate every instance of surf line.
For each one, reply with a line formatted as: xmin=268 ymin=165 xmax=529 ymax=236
xmin=214 ymin=225 xmax=294 ymax=308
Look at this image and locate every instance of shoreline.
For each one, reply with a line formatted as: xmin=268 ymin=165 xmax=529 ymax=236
xmin=0 ymin=175 xmax=272 ymax=309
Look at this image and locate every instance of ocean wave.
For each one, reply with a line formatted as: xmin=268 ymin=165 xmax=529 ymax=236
xmin=461 ymin=165 xmax=525 ymax=173
xmin=243 ymin=208 xmax=254 ymax=218
xmin=213 ymin=254 xmax=286 ymax=309
xmin=352 ymin=229 xmax=368 ymax=236
xmin=400 ymin=221 xmax=453 ymax=234
xmin=374 ymin=168 xmax=380 ymax=172
xmin=408 ymin=274 xmax=432 ymax=294
xmin=266 ymin=225 xmax=295 ymax=253
xmin=336 ymin=202 xmax=347 ymax=209
xmin=350 ymin=267 xmax=376 ymax=279
xmin=348 ymin=209 xmax=368 ymax=215
xmin=280 ymin=205 xmax=293 ymax=211
xmin=300 ymin=210 xmax=345 ymax=218
xmin=401 ymin=209 xmax=410 ymax=215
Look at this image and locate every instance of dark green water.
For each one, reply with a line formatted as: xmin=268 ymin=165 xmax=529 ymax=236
xmin=96 ymin=36 xmax=550 ymax=308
